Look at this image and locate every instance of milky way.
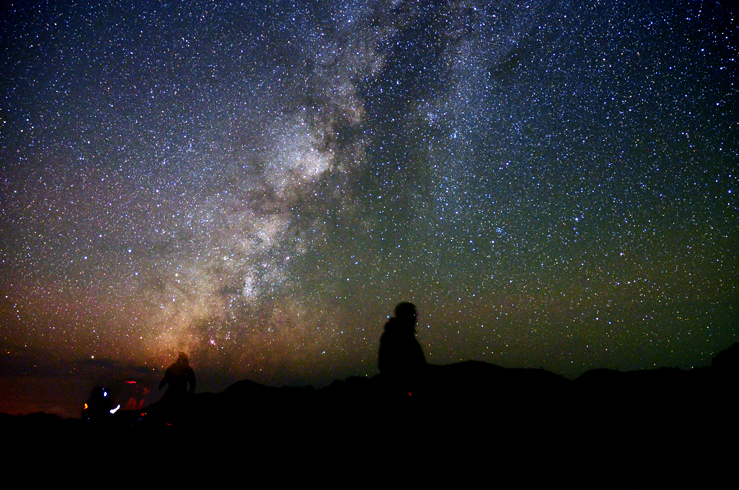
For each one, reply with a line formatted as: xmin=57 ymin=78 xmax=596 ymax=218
xmin=1 ymin=0 xmax=737 ymax=414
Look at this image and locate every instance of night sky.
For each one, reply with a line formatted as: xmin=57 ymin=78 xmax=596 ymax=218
xmin=1 ymin=0 xmax=737 ymax=417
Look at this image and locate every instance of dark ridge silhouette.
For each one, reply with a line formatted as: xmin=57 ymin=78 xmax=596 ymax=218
xmin=2 ymin=342 xmax=737 ymax=455
xmin=712 ymin=341 xmax=739 ymax=373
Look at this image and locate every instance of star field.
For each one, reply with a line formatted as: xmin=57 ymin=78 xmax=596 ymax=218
xmin=1 ymin=0 xmax=737 ymax=415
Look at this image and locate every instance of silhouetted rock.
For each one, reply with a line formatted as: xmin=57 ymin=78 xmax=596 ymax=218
xmin=712 ymin=341 xmax=739 ymax=373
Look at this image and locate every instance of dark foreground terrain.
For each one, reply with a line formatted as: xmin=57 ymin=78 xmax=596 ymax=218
xmin=3 ymin=343 xmax=737 ymax=465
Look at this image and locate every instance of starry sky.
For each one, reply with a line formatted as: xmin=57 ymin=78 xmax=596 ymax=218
xmin=1 ymin=0 xmax=737 ymax=417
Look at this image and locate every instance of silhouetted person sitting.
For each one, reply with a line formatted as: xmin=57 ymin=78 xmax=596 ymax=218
xmin=378 ymin=302 xmax=427 ymax=396
xmin=159 ymin=352 xmax=196 ymax=401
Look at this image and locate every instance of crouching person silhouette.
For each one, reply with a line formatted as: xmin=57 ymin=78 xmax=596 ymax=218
xmin=378 ymin=302 xmax=427 ymax=397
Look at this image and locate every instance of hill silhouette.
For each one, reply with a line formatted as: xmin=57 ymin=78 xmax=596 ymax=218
xmin=3 ymin=342 xmax=736 ymax=457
